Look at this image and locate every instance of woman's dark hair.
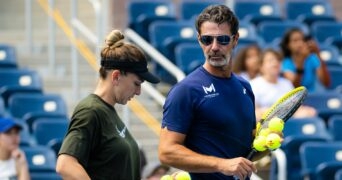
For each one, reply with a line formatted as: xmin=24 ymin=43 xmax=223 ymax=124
xmin=280 ymin=28 xmax=304 ymax=58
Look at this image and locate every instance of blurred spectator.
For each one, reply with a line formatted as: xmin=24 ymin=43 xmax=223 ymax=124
xmin=250 ymin=49 xmax=316 ymax=120
xmin=280 ymin=28 xmax=330 ymax=92
xmin=142 ymin=161 xmax=170 ymax=180
xmin=0 ymin=118 xmax=30 ymax=180
xmin=233 ymin=44 xmax=262 ymax=81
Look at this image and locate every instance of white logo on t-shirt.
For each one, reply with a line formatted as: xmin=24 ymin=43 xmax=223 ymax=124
xmin=116 ymin=125 xmax=126 ymax=138
xmin=202 ymin=83 xmax=216 ymax=94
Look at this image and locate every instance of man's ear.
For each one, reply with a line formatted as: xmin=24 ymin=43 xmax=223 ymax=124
xmin=233 ymin=33 xmax=239 ymax=48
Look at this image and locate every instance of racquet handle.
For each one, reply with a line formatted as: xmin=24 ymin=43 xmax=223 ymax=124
xmin=246 ymin=149 xmax=257 ymax=160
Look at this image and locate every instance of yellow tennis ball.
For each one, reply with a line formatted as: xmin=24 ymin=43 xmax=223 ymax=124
xmin=266 ymin=133 xmax=282 ymax=150
xmin=253 ymin=136 xmax=267 ymax=151
xmin=175 ymin=171 xmax=191 ymax=180
xmin=268 ymin=117 xmax=284 ymax=132
xmin=258 ymin=128 xmax=271 ymax=137
xmin=160 ymin=174 xmax=172 ymax=180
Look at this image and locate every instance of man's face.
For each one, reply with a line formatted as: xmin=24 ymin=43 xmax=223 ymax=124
xmin=198 ymin=21 xmax=238 ymax=68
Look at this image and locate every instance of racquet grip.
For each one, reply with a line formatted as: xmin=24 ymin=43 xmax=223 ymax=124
xmin=246 ymin=149 xmax=257 ymax=160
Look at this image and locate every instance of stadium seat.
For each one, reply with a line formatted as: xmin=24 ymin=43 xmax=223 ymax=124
xmin=0 ymin=44 xmax=17 ymax=69
xmin=335 ymin=169 xmax=342 ymax=180
xmin=258 ymin=20 xmax=309 ymax=44
xmin=32 ymin=119 xmax=68 ymax=146
xmin=30 ymin=172 xmax=62 ymax=180
xmin=234 ymin=0 xmax=282 ymax=25
xmin=47 ymin=138 xmax=63 ymax=156
xmin=274 ymin=117 xmax=331 ymax=180
xmin=148 ymin=20 xmax=197 ymax=62
xmin=303 ymin=91 xmax=342 ymax=120
xmin=16 ymin=120 xmax=35 ymax=147
xmin=22 ymin=146 xmax=56 ymax=172
xmin=319 ymin=44 xmax=341 ymax=67
xmin=0 ymin=97 xmax=5 ymax=117
xmin=285 ymin=0 xmax=335 ymax=26
xmin=327 ymin=66 xmax=342 ymax=91
xmin=0 ymin=69 xmax=43 ymax=107
xmin=7 ymin=93 xmax=68 ymax=119
xmin=300 ymin=141 xmax=342 ymax=180
xmin=238 ymin=21 xmax=264 ymax=47
xmin=311 ymin=21 xmax=342 ymax=45
xmin=179 ymin=0 xmax=225 ymax=20
xmin=328 ymin=115 xmax=342 ymax=141
xmin=127 ymin=0 xmax=176 ymax=41
xmin=174 ymin=42 xmax=204 ymax=74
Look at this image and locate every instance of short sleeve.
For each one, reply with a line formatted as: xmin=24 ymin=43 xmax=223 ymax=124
xmin=162 ymin=84 xmax=195 ymax=134
xmin=58 ymin=109 xmax=99 ymax=167
xmin=281 ymin=58 xmax=295 ymax=73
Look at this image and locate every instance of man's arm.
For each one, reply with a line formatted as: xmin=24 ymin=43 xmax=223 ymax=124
xmin=158 ymin=127 xmax=257 ymax=179
xmin=56 ymin=154 xmax=91 ymax=180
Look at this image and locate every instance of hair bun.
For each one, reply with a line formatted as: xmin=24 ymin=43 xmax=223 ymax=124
xmin=105 ymin=30 xmax=124 ymax=46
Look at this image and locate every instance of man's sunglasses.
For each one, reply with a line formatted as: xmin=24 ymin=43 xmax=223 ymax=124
xmin=199 ymin=35 xmax=234 ymax=46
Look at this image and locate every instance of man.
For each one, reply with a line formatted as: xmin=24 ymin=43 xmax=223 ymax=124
xmin=159 ymin=5 xmax=258 ymax=180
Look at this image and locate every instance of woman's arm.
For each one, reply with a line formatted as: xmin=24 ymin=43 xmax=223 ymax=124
xmin=56 ymin=154 xmax=91 ymax=180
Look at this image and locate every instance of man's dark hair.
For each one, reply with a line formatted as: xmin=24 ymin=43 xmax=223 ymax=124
xmin=195 ymin=4 xmax=239 ymax=35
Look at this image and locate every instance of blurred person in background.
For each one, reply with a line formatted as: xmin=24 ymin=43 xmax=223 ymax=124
xmin=233 ymin=44 xmax=262 ymax=81
xmin=250 ymin=49 xmax=317 ymax=120
xmin=0 ymin=118 xmax=30 ymax=180
xmin=280 ymin=28 xmax=330 ymax=92
xmin=56 ymin=29 xmax=160 ymax=180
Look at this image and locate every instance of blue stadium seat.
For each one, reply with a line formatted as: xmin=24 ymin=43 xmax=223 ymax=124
xmin=7 ymin=93 xmax=68 ymax=119
xmin=238 ymin=21 xmax=264 ymax=46
xmin=311 ymin=21 xmax=342 ymax=45
xmin=0 ymin=69 xmax=43 ymax=107
xmin=127 ymin=0 xmax=176 ymax=41
xmin=0 ymin=44 xmax=17 ymax=69
xmin=30 ymin=172 xmax=62 ymax=180
xmin=149 ymin=20 xmax=197 ymax=62
xmin=22 ymin=146 xmax=56 ymax=172
xmin=179 ymin=0 xmax=225 ymax=20
xmin=327 ymin=66 xmax=342 ymax=91
xmin=0 ymin=97 xmax=5 ymax=117
xmin=300 ymin=141 xmax=342 ymax=180
xmin=335 ymin=169 xmax=342 ymax=180
xmin=303 ymin=91 xmax=342 ymax=120
xmin=47 ymin=138 xmax=63 ymax=156
xmin=16 ymin=120 xmax=35 ymax=147
xmin=328 ymin=115 xmax=342 ymax=141
xmin=258 ymin=20 xmax=309 ymax=44
xmin=174 ymin=42 xmax=204 ymax=74
xmin=234 ymin=0 xmax=282 ymax=25
xmin=285 ymin=0 xmax=335 ymax=26
xmin=32 ymin=119 xmax=68 ymax=146
xmin=275 ymin=117 xmax=331 ymax=180
xmin=319 ymin=44 xmax=341 ymax=67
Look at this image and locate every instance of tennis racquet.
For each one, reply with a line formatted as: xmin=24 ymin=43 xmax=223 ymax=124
xmin=246 ymin=86 xmax=308 ymax=160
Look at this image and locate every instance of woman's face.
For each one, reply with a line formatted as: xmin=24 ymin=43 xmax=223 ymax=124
xmin=114 ymin=72 xmax=143 ymax=105
xmin=288 ymin=31 xmax=306 ymax=55
xmin=245 ymin=47 xmax=260 ymax=72
xmin=261 ymin=51 xmax=281 ymax=77
xmin=0 ymin=128 xmax=20 ymax=152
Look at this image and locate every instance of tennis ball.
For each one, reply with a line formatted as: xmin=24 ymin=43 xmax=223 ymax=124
xmin=175 ymin=171 xmax=191 ymax=180
xmin=268 ymin=117 xmax=284 ymax=132
xmin=258 ymin=128 xmax=271 ymax=137
xmin=253 ymin=136 xmax=267 ymax=151
xmin=266 ymin=133 xmax=282 ymax=150
xmin=160 ymin=174 xmax=172 ymax=180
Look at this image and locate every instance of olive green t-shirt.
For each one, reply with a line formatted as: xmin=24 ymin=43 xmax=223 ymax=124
xmin=59 ymin=94 xmax=140 ymax=180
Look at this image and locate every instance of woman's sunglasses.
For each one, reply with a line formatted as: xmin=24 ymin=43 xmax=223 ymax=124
xmin=199 ymin=35 xmax=234 ymax=46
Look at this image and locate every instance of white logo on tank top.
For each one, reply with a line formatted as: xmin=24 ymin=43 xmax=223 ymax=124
xmin=116 ymin=125 xmax=126 ymax=138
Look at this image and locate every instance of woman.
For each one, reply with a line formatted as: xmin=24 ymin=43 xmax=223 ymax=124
xmin=250 ymin=49 xmax=316 ymax=120
xmin=233 ymin=44 xmax=262 ymax=81
xmin=56 ymin=29 xmax=160 ymax=180
xmin=0 ymin=118 xmax=30 ymax=180
xmin=280 ymin=28 xmax=330 ymax=92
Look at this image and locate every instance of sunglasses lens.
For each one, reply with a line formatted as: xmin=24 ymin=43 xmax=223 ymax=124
xmin=217 ymin=35 xmax=230 ymax=45
xmin=200 ymin=35 xmax=231 ymax=45
xmin=200 ymin=36 xmax=214 ymax=45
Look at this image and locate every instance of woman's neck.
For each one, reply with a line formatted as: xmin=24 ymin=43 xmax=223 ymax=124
xmin=263 ymin=74 xmax=278 ymax=84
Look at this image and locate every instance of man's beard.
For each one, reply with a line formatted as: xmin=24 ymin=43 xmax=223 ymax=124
xmin=207 ymin=53 xmax=232 ymax=67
